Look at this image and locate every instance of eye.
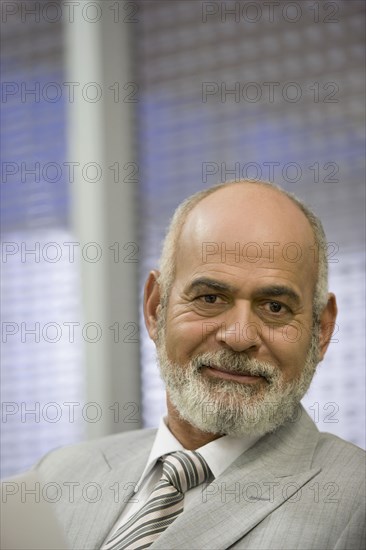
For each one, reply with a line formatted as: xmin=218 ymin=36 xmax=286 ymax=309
xmin=194 ymin=294 xmax=227 ymax=306
xmin=262 ymin=301 xmax=291 ymax=317
xmin=268 ymin=301 xmax=283 ymax=313
xmin=200 ymin=294 xmax=219 ymax=304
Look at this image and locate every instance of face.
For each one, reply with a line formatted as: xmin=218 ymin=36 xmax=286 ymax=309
xmin=146 ymin=185 xmax=336 ymax=437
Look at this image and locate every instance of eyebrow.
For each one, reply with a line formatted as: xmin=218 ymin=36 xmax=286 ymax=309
xmin=254 ymin=285 xmax=301 ymax=305
xmin=185 ymin=278 xmax=301 ymax=304
xmin=185 ymin=277 xmax=237 ymax=294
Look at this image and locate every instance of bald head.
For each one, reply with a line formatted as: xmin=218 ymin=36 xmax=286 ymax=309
xmin=180 ymin=184 xmax=315 ymax=262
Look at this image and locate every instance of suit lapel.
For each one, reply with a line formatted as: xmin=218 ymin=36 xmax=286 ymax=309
xmin=152 ymin=406 xmax=321 ymax=549
xmin=68 ymin=431 xmax=156 ymax=550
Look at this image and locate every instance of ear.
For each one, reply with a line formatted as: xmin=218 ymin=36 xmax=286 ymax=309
xmin=318 ymin=293 xmax=338 ymax=360
xmin=143 ymin=270 xmax=161 ymax=342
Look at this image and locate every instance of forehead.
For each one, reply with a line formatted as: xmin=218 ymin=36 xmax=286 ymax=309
xmin=174 ymin=185 xmax=317 ymax=293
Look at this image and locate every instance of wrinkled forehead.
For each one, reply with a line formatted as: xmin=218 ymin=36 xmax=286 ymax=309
xmin=175 ymin=185 xmax=318 ymax=284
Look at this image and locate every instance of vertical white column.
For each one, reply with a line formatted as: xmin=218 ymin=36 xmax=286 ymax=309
xmin=65 ymin=1 xmax=140 ymax=438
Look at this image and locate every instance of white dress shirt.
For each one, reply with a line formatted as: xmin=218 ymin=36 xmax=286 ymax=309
xmin=107 ymin=417 xmax=260 ymax=538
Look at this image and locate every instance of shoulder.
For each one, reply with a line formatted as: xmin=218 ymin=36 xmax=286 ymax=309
xmin=296 ymin=406 xmax=365 ymax=477
xmin=263 ymin=406 xmax=365 ymax=488
xmin=314 ymin=430 xmax=365 ymax=477
xmin=42 ymin=427 xmax=156 ymax=458
xmin=34 ymin=428 xmax=157 ymax=479
xmin=303 ymin=424 xmax=365 ymax=511
xmin=316 ymin=430 xmax=365 ymax=459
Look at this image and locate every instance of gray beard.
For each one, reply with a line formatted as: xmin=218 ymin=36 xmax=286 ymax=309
xmin=156 ymin=319 xmax=321 ymax=437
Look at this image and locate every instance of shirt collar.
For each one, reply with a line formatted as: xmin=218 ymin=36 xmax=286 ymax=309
xmin=134 ymin=416 xmax=261 ymax=490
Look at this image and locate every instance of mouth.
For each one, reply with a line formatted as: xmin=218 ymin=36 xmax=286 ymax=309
xmin=201 ymin=364 xmax=265 ymax=384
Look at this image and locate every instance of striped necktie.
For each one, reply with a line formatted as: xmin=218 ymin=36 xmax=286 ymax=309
xmin=102 ymin=450 xmax=211 ymax=550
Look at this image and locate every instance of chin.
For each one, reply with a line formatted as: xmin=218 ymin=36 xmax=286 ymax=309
xmin=166 ymin=379 xmax=304 ymax=438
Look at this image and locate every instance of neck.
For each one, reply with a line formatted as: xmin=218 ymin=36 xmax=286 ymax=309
xmin=166 ymin=397 xmax=223 ymax=450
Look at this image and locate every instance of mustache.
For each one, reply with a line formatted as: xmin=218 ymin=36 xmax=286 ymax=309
xmin=190 ymin=350 xmax=279 ymax=383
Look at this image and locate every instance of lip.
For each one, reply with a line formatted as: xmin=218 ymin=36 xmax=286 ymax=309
xmin=201 ymin=365 xmax=264 ymax=383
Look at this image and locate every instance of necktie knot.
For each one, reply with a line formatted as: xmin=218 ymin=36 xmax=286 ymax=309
xmin=161 ymin=450 xmax=211 ymax=493
xmin=102 ymin=450 xmax=211 ymax=549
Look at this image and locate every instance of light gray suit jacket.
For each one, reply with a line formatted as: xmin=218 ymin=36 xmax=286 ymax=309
xmin=15 ymin=406 xmax=366 ymax=549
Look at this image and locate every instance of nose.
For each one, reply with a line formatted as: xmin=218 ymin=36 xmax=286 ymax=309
xmin=216 ymin=301 xmax=261 ymax=352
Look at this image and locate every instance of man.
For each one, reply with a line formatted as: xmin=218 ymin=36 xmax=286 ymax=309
xmin=2 ymin=181 xmax=365 ymax=549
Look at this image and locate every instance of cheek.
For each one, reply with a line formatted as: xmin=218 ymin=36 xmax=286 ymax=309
xmin=165 ymin=319 xmax=206 ymax=362
xmin=268 ymin=326 xmax=312 ymax=379
xmin=279 ymin=323 xmax=305 ymax=345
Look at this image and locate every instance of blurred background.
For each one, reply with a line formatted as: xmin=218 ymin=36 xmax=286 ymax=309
xmin=1 ymin=0 xmax=365 ymax=478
